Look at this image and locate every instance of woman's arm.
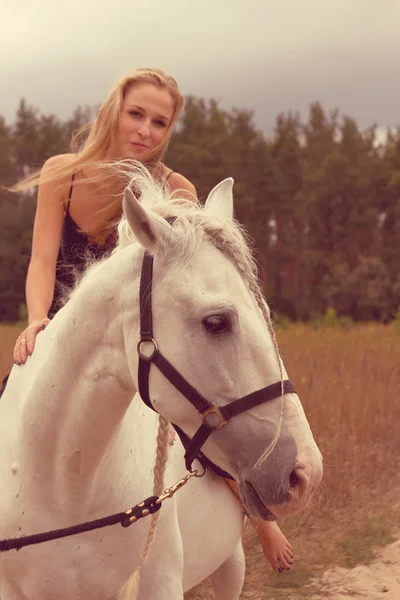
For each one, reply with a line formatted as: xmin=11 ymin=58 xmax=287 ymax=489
xmin=14 ymin=154 xmax=70 ymax=365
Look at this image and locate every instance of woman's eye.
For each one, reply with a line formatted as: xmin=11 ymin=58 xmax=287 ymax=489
xmin=203 ymin=315 xmax=231 ymax=335
xmin=154 ymin=120 xmax=167 ymax=128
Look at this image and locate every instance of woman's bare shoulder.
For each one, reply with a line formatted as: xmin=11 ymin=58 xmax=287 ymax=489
xmin=41 ymin=153 xmax=75 ymax=174
xmin=37 ymin=154 xmax=77 ymax=207
xmin=167 ymin=171 xmax=197 ymax=198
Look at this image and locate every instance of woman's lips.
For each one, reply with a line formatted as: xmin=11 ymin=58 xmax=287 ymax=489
xmin=130 ymin=142 xmax=148 ymax=150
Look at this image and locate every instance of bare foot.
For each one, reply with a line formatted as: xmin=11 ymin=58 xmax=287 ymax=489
xmin=222 ymin=478 xmax=293 ymax=573
xmin=251 ymin=518 xmax=293 ymax=572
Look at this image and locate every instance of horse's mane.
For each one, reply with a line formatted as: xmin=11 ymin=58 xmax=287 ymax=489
xmin=115 ymin=163 xmax=261 ymax=294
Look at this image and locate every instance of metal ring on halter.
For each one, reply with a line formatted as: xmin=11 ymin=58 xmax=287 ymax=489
xmin=19 ymin=339 xmax=27 ymax=345
xmin=192 ymin=462 xmax=207 ymax=478
xmin=137 ymin=338 xmax=158 ymax=361
xmin=200 ymin=402 xmax=228 ymax=430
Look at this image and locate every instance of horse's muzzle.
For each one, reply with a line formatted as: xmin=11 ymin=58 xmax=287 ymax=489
xmin=237 ymin=431 xmax=315 ymax=519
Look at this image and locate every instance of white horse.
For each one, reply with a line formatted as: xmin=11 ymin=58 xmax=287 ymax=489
xmin=0 ymin=170 xmax=323 ymax=600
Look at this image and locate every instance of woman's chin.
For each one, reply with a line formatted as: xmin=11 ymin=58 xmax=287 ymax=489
xmin=126 ymin=145 xmax=150 ymax=162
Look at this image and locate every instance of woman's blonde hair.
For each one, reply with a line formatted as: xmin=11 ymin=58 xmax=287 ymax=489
xmin=12 ymin=68 xmax=184 ymax=240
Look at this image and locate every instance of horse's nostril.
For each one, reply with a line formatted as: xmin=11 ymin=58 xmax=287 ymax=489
xmin=289 ymin=470 xmax=300 ymax=488
xmin=289 ymin=467 xmax=309 ymax=492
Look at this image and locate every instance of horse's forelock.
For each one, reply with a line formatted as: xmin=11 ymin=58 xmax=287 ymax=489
xmin=114 ymin=169 xmax=256 ymax=281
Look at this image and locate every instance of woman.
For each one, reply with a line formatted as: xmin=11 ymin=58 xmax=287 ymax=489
xmin=9 ymin=67 xmax=293 ymax=573
xmin=12 ymin=68 xmax=194 ymax=363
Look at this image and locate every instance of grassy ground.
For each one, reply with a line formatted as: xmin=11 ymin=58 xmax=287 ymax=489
xmin=1 ymin=322 xmax=399 ymax=598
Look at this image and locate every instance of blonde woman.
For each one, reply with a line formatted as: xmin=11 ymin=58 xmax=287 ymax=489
xmin=12 ymin=68 xmax=194 ymax=362
xmin=9 ymin=67 xmax=293 ymax=574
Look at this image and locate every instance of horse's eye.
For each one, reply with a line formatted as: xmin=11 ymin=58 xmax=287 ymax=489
xmin=203 ymin=314 xmax=231 ymax=335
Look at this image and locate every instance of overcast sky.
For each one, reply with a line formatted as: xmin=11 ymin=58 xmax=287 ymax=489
xmin=1 ymin=0 xmax=399 ymax=135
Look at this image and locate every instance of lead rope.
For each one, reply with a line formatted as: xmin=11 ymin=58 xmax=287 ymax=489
xmin=118 ymin=415 xmax=172 ymax=600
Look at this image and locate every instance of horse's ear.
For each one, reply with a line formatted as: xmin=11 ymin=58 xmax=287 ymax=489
xmin=122 ymin=187 xmax=177 ymax=251
xmin=204 ymin=178 xmax=234 ymax=220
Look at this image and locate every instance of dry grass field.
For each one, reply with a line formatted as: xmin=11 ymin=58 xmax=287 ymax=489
xmin=1 ymin=321 xmax=399 ymax=598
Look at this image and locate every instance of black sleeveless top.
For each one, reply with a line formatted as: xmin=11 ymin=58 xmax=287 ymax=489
xmin=48 ymin=174 xmax=115 ymax=317
xmin=48 ymin=170 xmax=175 ymax=318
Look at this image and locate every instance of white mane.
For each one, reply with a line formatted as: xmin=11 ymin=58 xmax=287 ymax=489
xmin=115 ymin=164 xmax=262 ymax=296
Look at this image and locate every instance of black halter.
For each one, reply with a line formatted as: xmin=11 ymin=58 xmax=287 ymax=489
xmin=137 ymin=229 xmax=295 ymax=477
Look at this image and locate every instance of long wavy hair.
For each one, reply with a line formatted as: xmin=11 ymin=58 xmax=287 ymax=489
xmin=12 ymin=68 xmax=185 ymax=242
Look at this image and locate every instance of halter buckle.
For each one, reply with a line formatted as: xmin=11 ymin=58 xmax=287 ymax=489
xmin=137 ymin=338 xmax=158 ymax=361
xmin=201 ymin=402 xmax=228 ymax=430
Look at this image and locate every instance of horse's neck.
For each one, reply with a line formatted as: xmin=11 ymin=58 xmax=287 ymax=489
xmin=17 ymin=254 xmax=139 ymax=503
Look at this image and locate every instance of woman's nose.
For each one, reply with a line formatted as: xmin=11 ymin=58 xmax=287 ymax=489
xmin=138 ymin=121 xmax=151 ymax=137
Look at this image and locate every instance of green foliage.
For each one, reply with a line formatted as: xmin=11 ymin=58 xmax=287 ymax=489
xmin=337 ymin=515 xmax=395 ymax=568
xmin=338 ymin=315 xmax=355 ymax=330
xmin=0 ymin=197 xmax=35 ymax=321
xmin=272 ymin=312 xmax=292 ymax=330
xmin=309 ymin=308 xmax=338 ymax=330
xmin=322 ymin=307 xmax=339 ymax=328
xmin=392 ymin=306 xmax=400 ymax=334
xmin=347 ymin=256 xmax=393 ymax=321
xmin=18 ymin=303 xmax=28 ymax=323
xmin=310 ymin=309 xmax=355 ymax=331
xmin=0 ymin=97 xmax=399 ymax=323
xmin=323 ymin=257 xmax=394 ymax=322
xmin=309 ymin=312 xmax=324 ymax=330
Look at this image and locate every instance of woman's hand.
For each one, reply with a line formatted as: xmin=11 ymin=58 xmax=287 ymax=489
xmin=13 ymin=318 xmax=51 ymax=365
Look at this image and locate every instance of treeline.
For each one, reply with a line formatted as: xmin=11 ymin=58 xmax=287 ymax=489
xmin=0 ymin=98 xmax=399 ymax=322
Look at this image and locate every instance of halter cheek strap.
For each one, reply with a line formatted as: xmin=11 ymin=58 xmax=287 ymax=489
xmin=137 ymin=251 xmax=233 ymax=477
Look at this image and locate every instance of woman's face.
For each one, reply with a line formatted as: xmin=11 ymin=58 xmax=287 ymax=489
xmin=114 ymin=83 xmax=175 ymax=161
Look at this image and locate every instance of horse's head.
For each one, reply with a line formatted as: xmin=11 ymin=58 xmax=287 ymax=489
xmin=120 ymin=174 xmax=323 ymax=519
